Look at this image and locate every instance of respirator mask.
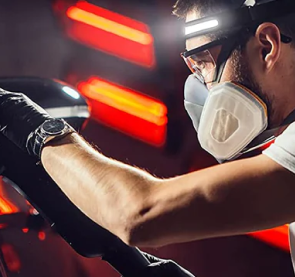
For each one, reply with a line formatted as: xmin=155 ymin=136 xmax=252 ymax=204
xmin=184 ymin=75 xmax=268 ymax=161
xmin=182 ymin=0 xmax=295 ymax=162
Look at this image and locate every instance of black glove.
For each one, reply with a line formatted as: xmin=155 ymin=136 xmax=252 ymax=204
xmin=139 ymin=252 xmax=195 ymax=277
xmin=0 ymin=89 xmax=51 ymax=155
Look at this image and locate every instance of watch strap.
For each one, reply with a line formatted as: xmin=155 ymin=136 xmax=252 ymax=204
xmin=27 ymin=119 xmax=75 ymax=159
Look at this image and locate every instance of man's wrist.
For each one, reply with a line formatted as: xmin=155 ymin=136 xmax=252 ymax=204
xmin=40 ymin=132 xmax=83 ymax=168
xmin=27 ymin=119 xmax=76 ymax=159
xmin=44 ymin=132 xmax=78 ymax=147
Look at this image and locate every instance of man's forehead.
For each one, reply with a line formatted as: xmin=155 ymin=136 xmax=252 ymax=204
xmin=185 ymin=11 xmax=212 ymax=51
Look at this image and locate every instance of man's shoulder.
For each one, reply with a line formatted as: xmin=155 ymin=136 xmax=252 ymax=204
xmin=262 ymin=122 xmax=295 ymax=174
xmin=275 ymin=122 xmax=295 ymax=145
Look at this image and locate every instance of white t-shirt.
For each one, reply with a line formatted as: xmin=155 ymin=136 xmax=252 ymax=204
xmin=263 ymin=122 xmax=295 ymax=270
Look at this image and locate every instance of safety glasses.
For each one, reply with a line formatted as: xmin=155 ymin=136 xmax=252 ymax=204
xmin=181 ymin=38 xmax=228 ymax=84
xmin=181 ymin=33 xmax=292 ymax=84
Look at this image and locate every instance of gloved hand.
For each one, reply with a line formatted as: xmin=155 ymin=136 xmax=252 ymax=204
xmin=138 ymin=252 xmax=195 ymax=277
xmin=0 ymin=89 xmax=51 ymax=155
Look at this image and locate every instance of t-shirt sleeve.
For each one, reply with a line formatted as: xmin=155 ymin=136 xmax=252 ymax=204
xmin=263 ymin=122 xmax=295 ymax=174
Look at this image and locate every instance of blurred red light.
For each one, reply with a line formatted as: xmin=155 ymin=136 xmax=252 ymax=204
xmin=38 ymin=231 xmax=46 ymax=241
xmin=0 ymin=224 xmax=8 ymax=229
xmin=78 ymin=77 xmax=167 ymax=146
xmin=0 ymin=178 xmax=18 ymax=215
xmin=1 ymin=244 xmax=21 ymax=272
xmin=65 ymin=1 xmax=155 ymax=68
xmin=249 ymin=225 xmax=290 ymax=252
xmin=22 ymin=228 xmax=29 ymax=234
xmin=0 ymin=197 xmax=18 ymax=216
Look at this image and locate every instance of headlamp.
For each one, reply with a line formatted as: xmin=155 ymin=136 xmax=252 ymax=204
xmin=185 ymin=19 xmax=219 ymax=36
xmin=185 ymin=0 xmax=295 ymax=39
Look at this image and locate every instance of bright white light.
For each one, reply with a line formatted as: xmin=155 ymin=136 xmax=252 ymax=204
xmin=62 ymin=86 xmax=80 ymax=100
xmin=185 ymin=19 xmax=219 ymax=36
xmin=245 ymin=0 xmax=255 ymax=6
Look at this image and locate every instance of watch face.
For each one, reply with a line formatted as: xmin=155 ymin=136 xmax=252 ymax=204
xmin=42 ymin=119 xmax=65 ymax=135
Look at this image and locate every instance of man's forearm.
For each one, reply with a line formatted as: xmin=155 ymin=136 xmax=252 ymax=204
xmin=41 ymin=133 xmax=295 ymax=248
xmin=41 ymin=133 xmax=160 ymax=243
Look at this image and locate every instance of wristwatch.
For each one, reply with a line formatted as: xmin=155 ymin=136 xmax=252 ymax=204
xmin=29 ymin=118 xmax=75 ymax=158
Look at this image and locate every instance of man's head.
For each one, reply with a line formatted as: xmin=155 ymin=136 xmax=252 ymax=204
xmin=174 ymin=0 xmax=295 ymax=128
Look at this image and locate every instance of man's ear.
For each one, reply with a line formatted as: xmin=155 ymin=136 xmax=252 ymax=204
xmin=255 ymin=22 xmax=281 ymax=72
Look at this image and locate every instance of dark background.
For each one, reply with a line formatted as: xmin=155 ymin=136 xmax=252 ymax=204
xmin=0 ymin=0 xmax=293 ymax=276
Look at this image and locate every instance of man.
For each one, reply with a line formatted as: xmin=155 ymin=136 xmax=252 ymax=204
xmin=0 ymin=0 xmax=295 ymax=276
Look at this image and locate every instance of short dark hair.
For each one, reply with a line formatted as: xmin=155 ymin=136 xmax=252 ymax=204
xmin=172 ymin=0 xmax=295 ymax=46
xmin=172 ymin=0 xmax=234 ymax=18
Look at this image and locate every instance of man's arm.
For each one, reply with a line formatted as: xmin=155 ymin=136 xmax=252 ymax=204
xmin=41 ymin=132 xmax=295 ymax=247
xmin=0 ymin=90 xmax=293 ymax=248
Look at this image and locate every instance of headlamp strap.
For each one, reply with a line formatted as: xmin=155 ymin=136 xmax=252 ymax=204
xmin=213 ymin=38 xmax=240 ymax=83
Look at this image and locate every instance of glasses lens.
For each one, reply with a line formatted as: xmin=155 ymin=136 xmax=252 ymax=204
xmin=182 ymin=50 xmax=216 ymax=84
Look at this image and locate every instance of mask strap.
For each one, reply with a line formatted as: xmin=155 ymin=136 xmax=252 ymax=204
xmin=281 ymin=109 xmax=295 ymax=126
xmin=241 ymin=108 xmax=295 ymax=154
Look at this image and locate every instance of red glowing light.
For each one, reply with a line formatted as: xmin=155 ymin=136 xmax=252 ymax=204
xmin=38 ymin=231 xmax=46 ymax=241
xmin=1 ymin=244 xmax=21 ymax=272
xmin=78 ymin=77 xmax=167 ymax=146
xmin=22 ymin=228 xmax=29 ymax=234
xmin=65 ymin=1 xmax=155 ymax=68
xmin=249 ymin=225 xmax=290 ymax=252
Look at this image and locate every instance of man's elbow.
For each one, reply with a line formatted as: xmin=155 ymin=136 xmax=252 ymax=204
xmin=120 ymin=206 xmax=170 ymax=248
xmin=115 ymin=199 xmax=163 ymax=247
xmin=109 ymin=179 xmax=165 ymax=247
xmin=119 ymin=217 xmax=164 ymax=248
xmin=118 ymin=225 xmax=144 ymax=247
